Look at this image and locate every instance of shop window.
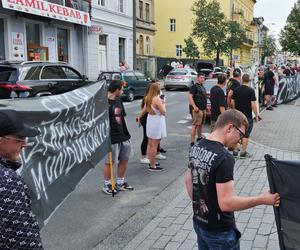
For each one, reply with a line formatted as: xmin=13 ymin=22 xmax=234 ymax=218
xmin=57 ymin=29 xmax=69 ymax=62
xmin=0 ymin=19 xmax=5 ymax=61
xmin=119 ymin=37 xmax=125 ymax=63
xmin=26 ymin=23 xmax=40 ymax=45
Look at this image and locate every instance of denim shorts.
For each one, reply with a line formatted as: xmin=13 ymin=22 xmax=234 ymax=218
xmin=104 ymin=140 xmax=131 ymax=165
xmin=193 ymin=221 xmax=241 ymax=250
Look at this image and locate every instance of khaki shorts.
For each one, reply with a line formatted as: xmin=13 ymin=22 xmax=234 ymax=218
xmin=192 ymin=110 xmax=206 ymax=126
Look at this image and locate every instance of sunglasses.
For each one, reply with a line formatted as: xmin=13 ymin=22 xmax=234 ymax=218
xmin=233 ymin=125 xmax=246 ymax=139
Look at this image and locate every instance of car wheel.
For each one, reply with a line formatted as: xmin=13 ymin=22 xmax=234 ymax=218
xmin=126 ymin=90 xmax=135 ymax=102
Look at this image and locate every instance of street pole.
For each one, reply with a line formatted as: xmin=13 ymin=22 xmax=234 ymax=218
xmin=133 ymin=0 xmax=137 ymax=70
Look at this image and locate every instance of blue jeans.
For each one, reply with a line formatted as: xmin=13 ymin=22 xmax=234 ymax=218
xmin=193 ymin=221 xmax=240 ymax=250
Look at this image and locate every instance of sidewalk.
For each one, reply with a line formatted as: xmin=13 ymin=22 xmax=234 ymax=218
xmin=123 ymin=100 xmax=300 ymax=250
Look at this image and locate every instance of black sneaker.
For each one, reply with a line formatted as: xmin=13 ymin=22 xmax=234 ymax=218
xmin=148 ymin=165 xmax=164 ymax=172
xmin=116 ymin=182 xmax=134 ymax=191
xmin=102 ymin=184 xmax=118 ymax=195
xmin=266 ymin=106 xmax=274 ymax=111
xmin=159 ymin=148 xmax=167 ymax=153
xmin=240 ymin=152 xmax=252 ymax=159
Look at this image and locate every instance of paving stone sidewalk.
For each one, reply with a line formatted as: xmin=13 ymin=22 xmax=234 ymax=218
xmin=124 ymin=102 xmax=300 ymax=250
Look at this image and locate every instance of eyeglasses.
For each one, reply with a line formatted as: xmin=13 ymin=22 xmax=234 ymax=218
xmin=233 ymin=125 xmax=246 ymax=139
xmin=3 ymin=136 xmax=27 ymax=144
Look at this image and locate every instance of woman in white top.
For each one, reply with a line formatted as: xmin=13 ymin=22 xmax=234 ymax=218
xmin=143 ymin=82 xmax=166 ymax=171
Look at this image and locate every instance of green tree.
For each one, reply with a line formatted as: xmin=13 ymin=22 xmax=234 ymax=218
xmin=262 ymin=34 xmax=277 ymax=64
xmin=280 ymin=0 xmax=300 ymax=55
xmin=183 ymin=36 xmax=200 ymax=61
xmin=191 ymin=0 xmax=246 ymax=66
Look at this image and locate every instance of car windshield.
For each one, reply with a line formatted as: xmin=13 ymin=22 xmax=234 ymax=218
xmin=0 ymin=67 xmax=18 ymax=82
xmin=204 ymin=80 xmax=227 ymax=93
xmin=168 ymin=70 xmax=188 ymax=76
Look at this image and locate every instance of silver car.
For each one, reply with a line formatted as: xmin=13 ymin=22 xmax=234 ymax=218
xmin=164 ymin=68 xmax=198 ymax=90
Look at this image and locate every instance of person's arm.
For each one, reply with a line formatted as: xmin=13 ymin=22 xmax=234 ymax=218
xmin=188 ymin=93 xmax=199 ymax=112
xmin=216 ymin=181 xmax=280 ymax=212
xmin=219 ymin=106 xmax=226 ymax=113
xmin=227 ymin=90 xmax=234 ymax=108
xmin=153 ymin=96 xmax=166 ymax=115
xmin=231 ymin=99 xmax=236 ymax=109
xmin=184 ymin=169 xmax=193 ymax=199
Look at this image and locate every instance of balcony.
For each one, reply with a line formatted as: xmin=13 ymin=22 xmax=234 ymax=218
xmin=244 ymin=38 xmax=254 ymax=46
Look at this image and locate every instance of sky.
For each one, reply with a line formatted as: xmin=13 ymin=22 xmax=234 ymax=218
xmin=254 ymin=0 xmax=298 ymax=38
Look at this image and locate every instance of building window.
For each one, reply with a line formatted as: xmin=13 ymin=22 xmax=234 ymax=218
xmin=176 ymin=45 xmax=182 ymax=57
xmin=170 ymin=19 xmax=176 ymax=32
xmin=0 ymin=19 xmax=5 ymax=61
xmin=99 ymin=34 xmax=107 ymax=46
xmin=145 ymin=36 xmax=150 ymax=55
xmin=145 ymin=3 xmax=150 ymax=22
xmin=57 ymin=28 xmax=69 ymax=62
xmin=139 ymin=1 xmax=143 ymax=19
xmin=26 ymin=23 xmax=40 ymax=45
xmin=119 ymin=0 xmax=124 ymax=13
xmin=119 ymin=37 xmax=125 ymax=63
xmin=139 ymin=35 xmax=144 ymax=55
xmin=98 ymin=0 xmax=105 ymax=6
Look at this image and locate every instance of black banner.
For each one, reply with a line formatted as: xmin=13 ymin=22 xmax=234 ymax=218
xmin=277 ymin=74 xmax=300 ymax=104
xmin=265 ymin=154 xmax=300 ymax=250
xmin=0 ymin=81 xmax=110 ymax=226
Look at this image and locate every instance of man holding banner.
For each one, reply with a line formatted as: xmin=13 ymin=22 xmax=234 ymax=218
xmin=185 ymin=110 xmax=280 ymax=249
xmin=0 ymin=110 xmax=43 ymax=249
xmin=102 ymin=80 xmax=134 ymax=195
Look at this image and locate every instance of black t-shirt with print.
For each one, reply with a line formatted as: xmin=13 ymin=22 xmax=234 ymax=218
xmin=189 ymin=139 xmax=236 ymax=232
xmin=189 ymin=83 xmax=207 ymax=110
xmin=210 ymin=85 xmax=226 ymax=122
xmin=232 ymin=85 xmax=256 ymax=119
xmin=108 ymin=97 xmax=131 ymax=144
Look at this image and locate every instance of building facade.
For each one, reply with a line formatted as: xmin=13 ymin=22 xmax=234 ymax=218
xmin=0 ymin=0 xmax=90 ymax=73
xmin=87 ymin=0 xmax=133 ymax=80
xmin=136 ymin=0 xmax=155 ymax=78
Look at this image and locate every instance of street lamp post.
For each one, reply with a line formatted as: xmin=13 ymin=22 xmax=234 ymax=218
xmin=133 ymin=0 xmax=137 ymax=70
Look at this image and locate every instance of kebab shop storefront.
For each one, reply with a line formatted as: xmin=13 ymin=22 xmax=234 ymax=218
xmin=0 ymin=0 xmax=90 ymax=71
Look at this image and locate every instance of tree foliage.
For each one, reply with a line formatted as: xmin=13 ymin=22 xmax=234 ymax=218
xmin=280 ymin=0 xmax=300 ymax=55
xmin=183 ymin=36 xmax=200 ymax=60
xmin=191 ymin=0 xmax=246 ymax=65
xmin=262 ymin=34 xmax=277 ymax=61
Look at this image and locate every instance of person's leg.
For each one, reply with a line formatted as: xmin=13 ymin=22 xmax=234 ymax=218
xmin=103 ymin=144 xmax=118 ymax=194
xmin=240 ymin=119 xmax=253 ymax=158
xmin=191 ymin=125 xmax=196 ymax=144
xmin=193 ymin=221 xmax=209 ymax=250
xmin=148 ymin=138 xmax=163 ymax=170
xmin=241 ymin=138 xmax=249 ymax=152
xmin=141 ymin=121 xmax=148 ymax=159
xmin=196 ymin=125 xmax=202 ymax=140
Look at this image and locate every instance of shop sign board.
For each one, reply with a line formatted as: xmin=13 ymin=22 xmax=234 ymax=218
xmin=1 ymin=0 xmax=91 ymax=26
xmin=12 ymin=32 xmax=25 ymax=61
xmin=88 ymin=25 xmax=103 ymax=35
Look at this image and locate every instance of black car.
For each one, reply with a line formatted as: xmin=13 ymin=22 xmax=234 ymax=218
xmin=98 ymin=70 xmax=148 ymax=102
xmin=0 ymin=61 xmax=91 ymax=99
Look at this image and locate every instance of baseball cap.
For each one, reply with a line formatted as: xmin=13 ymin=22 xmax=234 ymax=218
xmin=0 ymin=109 xmax=40 ymax=137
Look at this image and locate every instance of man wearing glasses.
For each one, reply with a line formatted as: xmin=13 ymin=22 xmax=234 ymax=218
xmin=185 ymin=109 xmax=280 ymax=250
xmin=0 ymin=109 xmax=43 ymax=249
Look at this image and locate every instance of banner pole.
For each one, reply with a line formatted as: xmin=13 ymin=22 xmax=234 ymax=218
xmin=109 ymin=151 xmax=115 ymax=197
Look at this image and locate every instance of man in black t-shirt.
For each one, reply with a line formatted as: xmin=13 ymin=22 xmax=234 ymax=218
xmin=188 ymin=73 xmax=207 ymax=146
xmin=210 ymin=74 xmax=227 ymax=131
xmin=185 ymin=109 xmax=280 ymax=250
xmin=264 ymin=64 xmax=276 ymax=110
xmin=232 ymin=74 xmax=259 ymax=158
xmin=226 ymin=68 xmax=241 ymax=108
xmin=102 ymin=80 xmax=134 ymax=195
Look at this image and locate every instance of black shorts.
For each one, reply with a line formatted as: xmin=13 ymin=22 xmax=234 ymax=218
xmin=264 ymin=83 xmax=274 ymax=95
xmin=245 ymin=118 xmax=253 ymax=138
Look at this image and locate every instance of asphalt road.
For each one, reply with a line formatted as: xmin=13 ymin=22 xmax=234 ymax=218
xmin=41 ymin=89 xmax=211 ymax=250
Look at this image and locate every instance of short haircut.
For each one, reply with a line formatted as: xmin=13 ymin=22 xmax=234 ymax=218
xmin=217 ymin=73 xmax=227 ymax=84
xmin=214 ymin=109 xmax=248 ymax=131
xmin=197 ymin=72 xmax=205 ymax=77
xmin=242 ymin=74 xmax=250 ymax=83
xmin=233 ymin=68 xmax=241 ymax=77
xmin=108 ymin=80 xmax=123 ymax=92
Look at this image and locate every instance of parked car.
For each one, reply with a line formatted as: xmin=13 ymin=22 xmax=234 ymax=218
xmin=164 ymin=68 xmax=198 ymax=91
xmin=196 ymin=61 xmax=214 ymax=79
xmin=98 ymin=70 xmax=148 ymax=102
xmin=204 ymin=78 xmax=227 ymax=118
xmin=0 ymin=61 xmax=91 ymax=99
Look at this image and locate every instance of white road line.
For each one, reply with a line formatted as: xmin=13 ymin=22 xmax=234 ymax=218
xmin=187 ymin=126 xmax=192 ymax=129
xmin=170 ymin=93 xmax=176 ymax=96
xmin=177 ymin=120 xmax=189 ymax=124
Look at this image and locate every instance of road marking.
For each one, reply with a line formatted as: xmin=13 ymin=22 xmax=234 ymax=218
xmin=187 ymin=126 xmax=192 ymax=129
xmin=177 ymin=120 xmax=189 ymax=124
xmin=171 ymin=93 xmax=176 ymax=96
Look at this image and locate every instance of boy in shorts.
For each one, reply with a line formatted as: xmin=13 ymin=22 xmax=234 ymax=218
xmin=103 ymin=80 xmax=134 ymax=195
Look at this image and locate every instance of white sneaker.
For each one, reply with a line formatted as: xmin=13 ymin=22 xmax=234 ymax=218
xmin=155 ymin=153 xmax=167 ymax=160
xmin=140 ymin=158 xmax=150 ymax=164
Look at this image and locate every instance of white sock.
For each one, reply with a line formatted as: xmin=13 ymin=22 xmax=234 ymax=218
xmin=117 ymin=178 xmax=124 ymax=185
xmin=104 ymin=180 xmax=111 ymax=186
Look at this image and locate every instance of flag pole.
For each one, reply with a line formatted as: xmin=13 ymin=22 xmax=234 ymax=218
xmin=109 ymin=151 xmax=115 ymax=197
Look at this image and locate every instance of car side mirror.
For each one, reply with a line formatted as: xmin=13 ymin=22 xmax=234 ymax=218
xmin=82 ymin=75 xmax=88 ymax=81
